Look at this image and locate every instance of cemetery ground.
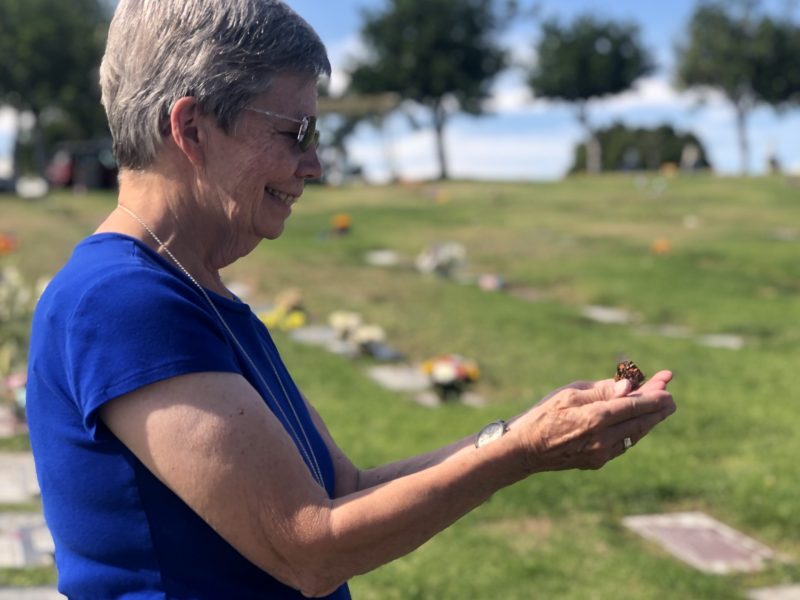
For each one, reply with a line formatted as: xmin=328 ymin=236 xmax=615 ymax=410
xmin=1 ymin=173 xmax=799 ymax=598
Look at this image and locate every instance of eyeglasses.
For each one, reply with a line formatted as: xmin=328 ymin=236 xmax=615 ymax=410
xmin=244 ymin=107 xmax=319 ymax=151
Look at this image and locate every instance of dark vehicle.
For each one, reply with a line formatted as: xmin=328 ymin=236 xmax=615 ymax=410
xmin=46 ymin=140 xmax=118 ymax=190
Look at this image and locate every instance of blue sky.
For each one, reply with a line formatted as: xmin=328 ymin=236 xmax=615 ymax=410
xmin=2 ymin=0 xmax=798 ymax=181
xmin=290 ymin=0 xmax=800 ymax=181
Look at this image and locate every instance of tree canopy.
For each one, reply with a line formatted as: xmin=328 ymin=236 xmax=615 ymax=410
xmin=0 ymin=0 xmax=110 ymax=173
xmin=347 ymin=0 xmax=509 ymax=180
xmin=675 ymin=0 xmax=800 ymax=174
xmin=528 ymin=16 xmax=653 ymax=103
xmin=528 ymin=15 xmax=652 ymax=172
xmin=751 ymin=17 xmax=800 ymax=108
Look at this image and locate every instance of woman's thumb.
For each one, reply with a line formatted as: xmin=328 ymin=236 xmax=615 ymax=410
xmin=589 ymin=378 xmax=630 ymax=403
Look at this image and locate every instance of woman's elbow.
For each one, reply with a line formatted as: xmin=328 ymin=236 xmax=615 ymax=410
xmin=285 ymin=553 xmax=350 ymax=598
xmin=271 ymin=507 xmax=351 ymax=597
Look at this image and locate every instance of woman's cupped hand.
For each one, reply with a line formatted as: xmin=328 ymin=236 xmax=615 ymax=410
xmin=512 ymin=371 xmax=676 ymax=473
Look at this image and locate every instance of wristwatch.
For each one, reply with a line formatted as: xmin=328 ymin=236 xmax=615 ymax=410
xmin=475 ymin=419 xmax=508 ymax=448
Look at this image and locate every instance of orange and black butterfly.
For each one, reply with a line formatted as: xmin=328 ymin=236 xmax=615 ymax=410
xmin=614 ymin=360 xmax=645 ymax=391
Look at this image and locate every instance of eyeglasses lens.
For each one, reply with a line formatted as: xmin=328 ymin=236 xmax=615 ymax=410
xmin=299 ymin=116 xmax=318 ymax=151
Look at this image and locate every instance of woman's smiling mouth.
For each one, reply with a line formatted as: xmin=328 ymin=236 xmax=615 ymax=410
xmin=266 ymin=187 xmax=297 ymax=207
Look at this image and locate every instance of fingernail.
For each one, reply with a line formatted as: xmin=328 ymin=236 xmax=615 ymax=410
xmin=614 ymin=379 xmax=630 ymax=396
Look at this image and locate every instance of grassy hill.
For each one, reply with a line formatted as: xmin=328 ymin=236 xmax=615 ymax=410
xmin=2 ymin=174 xmax=798 ymax=598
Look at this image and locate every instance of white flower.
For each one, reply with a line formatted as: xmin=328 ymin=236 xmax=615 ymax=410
xmin=351 ymin=324 xmax=386 ymax=346
xmin=328 ymin=311 xmax=363 ymax=336
xmin=431 ymin=361 xmax=459 ymax=385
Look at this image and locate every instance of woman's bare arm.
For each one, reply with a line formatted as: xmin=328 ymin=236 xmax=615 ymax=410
xmin=308 ymin=371 xmax=674 ymax=495
xmin=101 ymin=370 xmax=674 ymax=597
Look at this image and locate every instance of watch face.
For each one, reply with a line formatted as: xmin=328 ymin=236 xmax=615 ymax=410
xmin=476 ymin=421 xmax=506 ymax=447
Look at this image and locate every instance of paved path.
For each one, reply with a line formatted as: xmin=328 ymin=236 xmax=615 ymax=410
xmin=0 ymin=452 xmax=57 ymax=596
xmin=749 ymin=585 xmax=800 ymax=600
xmin=0 ymin=512 xmax=54 ymax=568
xmin=0 ymin=588 xmax=63 ymax=599
xmin=0 ymin=453 xmax=39 ymax=504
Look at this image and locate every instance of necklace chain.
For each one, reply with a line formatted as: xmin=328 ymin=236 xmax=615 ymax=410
xmin=117 ymin=204 xmax=325 ymax=486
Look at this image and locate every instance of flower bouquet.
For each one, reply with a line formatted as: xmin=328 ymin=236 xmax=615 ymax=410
xmin=258 ymin=288 xmax=308 ymax=332
xmin=420 ymin=354 xmax=480 ymax=401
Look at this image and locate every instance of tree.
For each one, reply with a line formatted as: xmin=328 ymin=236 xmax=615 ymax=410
xmin=675 ymin=1 xmax=799 ymax=175
xmin=0 ymin=0 xmax=110 ymax=176
xmin=527 ymin=16 xmax=653 ymax=174
xmin=752 ymin=17 xmax=800 ymax=108
xmin=347 ymin=0 xmax=509 ymax=180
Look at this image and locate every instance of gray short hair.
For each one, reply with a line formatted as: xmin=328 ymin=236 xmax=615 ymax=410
xmin=99 ymin=0 xmax=330 ymax=169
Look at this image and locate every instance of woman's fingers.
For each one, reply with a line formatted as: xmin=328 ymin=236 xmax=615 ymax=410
xmin=543 ymin=370 xmax=673 ymax=410
xmin=600 ymin=391 xmax=676 ymax=425
xmin=569 ymin=401 xmax=675 ymax=469
xmin=562 ymin=378 xmax=630 ymax=407
xmin=635 ymin=370 xmax=673 ymax=394
xmin=581 ymin=406 xmax=674 ymax=459
xmin=520 ymin=371 xmax=676 ymax=472
xmin=534 ymin=380 xmax=598 ymax=406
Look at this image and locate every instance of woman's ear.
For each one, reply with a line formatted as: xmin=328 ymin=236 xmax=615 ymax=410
xmin=168 ymin=96 xmax=207 ymax=166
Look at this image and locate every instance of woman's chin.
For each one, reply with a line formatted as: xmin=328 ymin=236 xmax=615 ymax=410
xmin=257 ymin=216 xmax=287 ymax=240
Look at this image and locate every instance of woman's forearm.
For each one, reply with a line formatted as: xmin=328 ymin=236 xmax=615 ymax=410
xmin=297 ymin=427 xmax=528 ymax=596
xmin=355 ymin=434 xmax=476 ymax=489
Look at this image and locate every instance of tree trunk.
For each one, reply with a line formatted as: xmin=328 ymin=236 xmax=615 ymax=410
xmin=32 ymin=112 xmax=48 ymax=178
xmin=734 ymin=101 xmax=750 ymax=176
xmin=432 ymin=101 xmax=449 ymax=181
xmin=577 ymin=103 xmax=601 ymax=174
xmin=12 ymin=109 xmax=23 ymax=180
xmin=379 ymin=117 xmax=399 ymax=183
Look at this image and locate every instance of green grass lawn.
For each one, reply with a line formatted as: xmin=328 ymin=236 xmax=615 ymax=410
xmin=2 ymin=174 xmax=799 ymax=598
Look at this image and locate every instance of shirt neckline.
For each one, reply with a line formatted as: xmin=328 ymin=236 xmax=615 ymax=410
xmin=81 ymin=232 xmax=252 ymax=313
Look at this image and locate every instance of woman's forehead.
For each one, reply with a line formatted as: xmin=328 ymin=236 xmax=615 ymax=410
xmin=252 ymin=74 xmax=319 ymax=115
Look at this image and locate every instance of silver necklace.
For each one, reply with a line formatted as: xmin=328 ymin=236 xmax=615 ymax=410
xmin=118 ymin=204 xmax=325 ymax=486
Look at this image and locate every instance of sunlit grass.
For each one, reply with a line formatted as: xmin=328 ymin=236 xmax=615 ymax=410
xmin=2 ymin=173 xmax=798 ymax=597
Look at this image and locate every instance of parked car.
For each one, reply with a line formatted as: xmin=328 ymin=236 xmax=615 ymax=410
xmin=46 ymin=139 xmax=117 ymax=190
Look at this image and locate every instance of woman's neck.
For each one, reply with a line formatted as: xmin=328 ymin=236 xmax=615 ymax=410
xmin=98 ymin=171 xmax=236 ymax=299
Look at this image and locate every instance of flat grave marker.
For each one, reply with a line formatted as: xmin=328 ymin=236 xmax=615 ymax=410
xmin=0 ymin=453 xmax=40 ymax=504
xmin=623 ymin=512 xmax=779 ymax=575
xmin=0 ymin=512 xmax=54 ymax=569
xmin=748 ymin=584 xmax=800 ymax=600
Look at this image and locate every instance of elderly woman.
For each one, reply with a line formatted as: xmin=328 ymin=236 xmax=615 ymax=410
xmin=26 ymin=1 xmax=676 ymax=598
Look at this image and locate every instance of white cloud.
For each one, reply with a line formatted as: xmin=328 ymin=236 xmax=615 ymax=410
xmin=327 ymin=68 xmax=351 ymax=97
xmin=324 ymin=34 xmax=368 ymax=97
xmin=483 ymin=75 xmax=732 ymax=122
xmin=347 ymin=128 xmax=437 ymax=183
xmin=485 ymin=77 xmax=537 ymax=113
xmin=448 ymin=130 xmax=576 ymax=180
xmin=0 ymin=107 xmax=15 ymax=133
xmin=598 ymin=77 xmax=692 ymax=111
xmin=0 ymin=107 xmax=16 ymax=157
xmin=347 ymin=120 xmax=579 ymax=182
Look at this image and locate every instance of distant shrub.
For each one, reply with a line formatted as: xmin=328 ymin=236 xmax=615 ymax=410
xmin=570 ymin=122 xmax=712 ymax=173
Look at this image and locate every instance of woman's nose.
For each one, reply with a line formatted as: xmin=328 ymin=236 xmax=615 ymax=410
xmin=298 ymin=145 xmax=323 ymax=181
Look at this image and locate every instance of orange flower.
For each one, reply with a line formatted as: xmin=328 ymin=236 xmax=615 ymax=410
xmin=650 ymin=238 xmax=672 ymax=255
xmin=331 ymin=214 xmax=352 ymax=234
xmin=0 ymin=233 xmax=18 ymax=256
